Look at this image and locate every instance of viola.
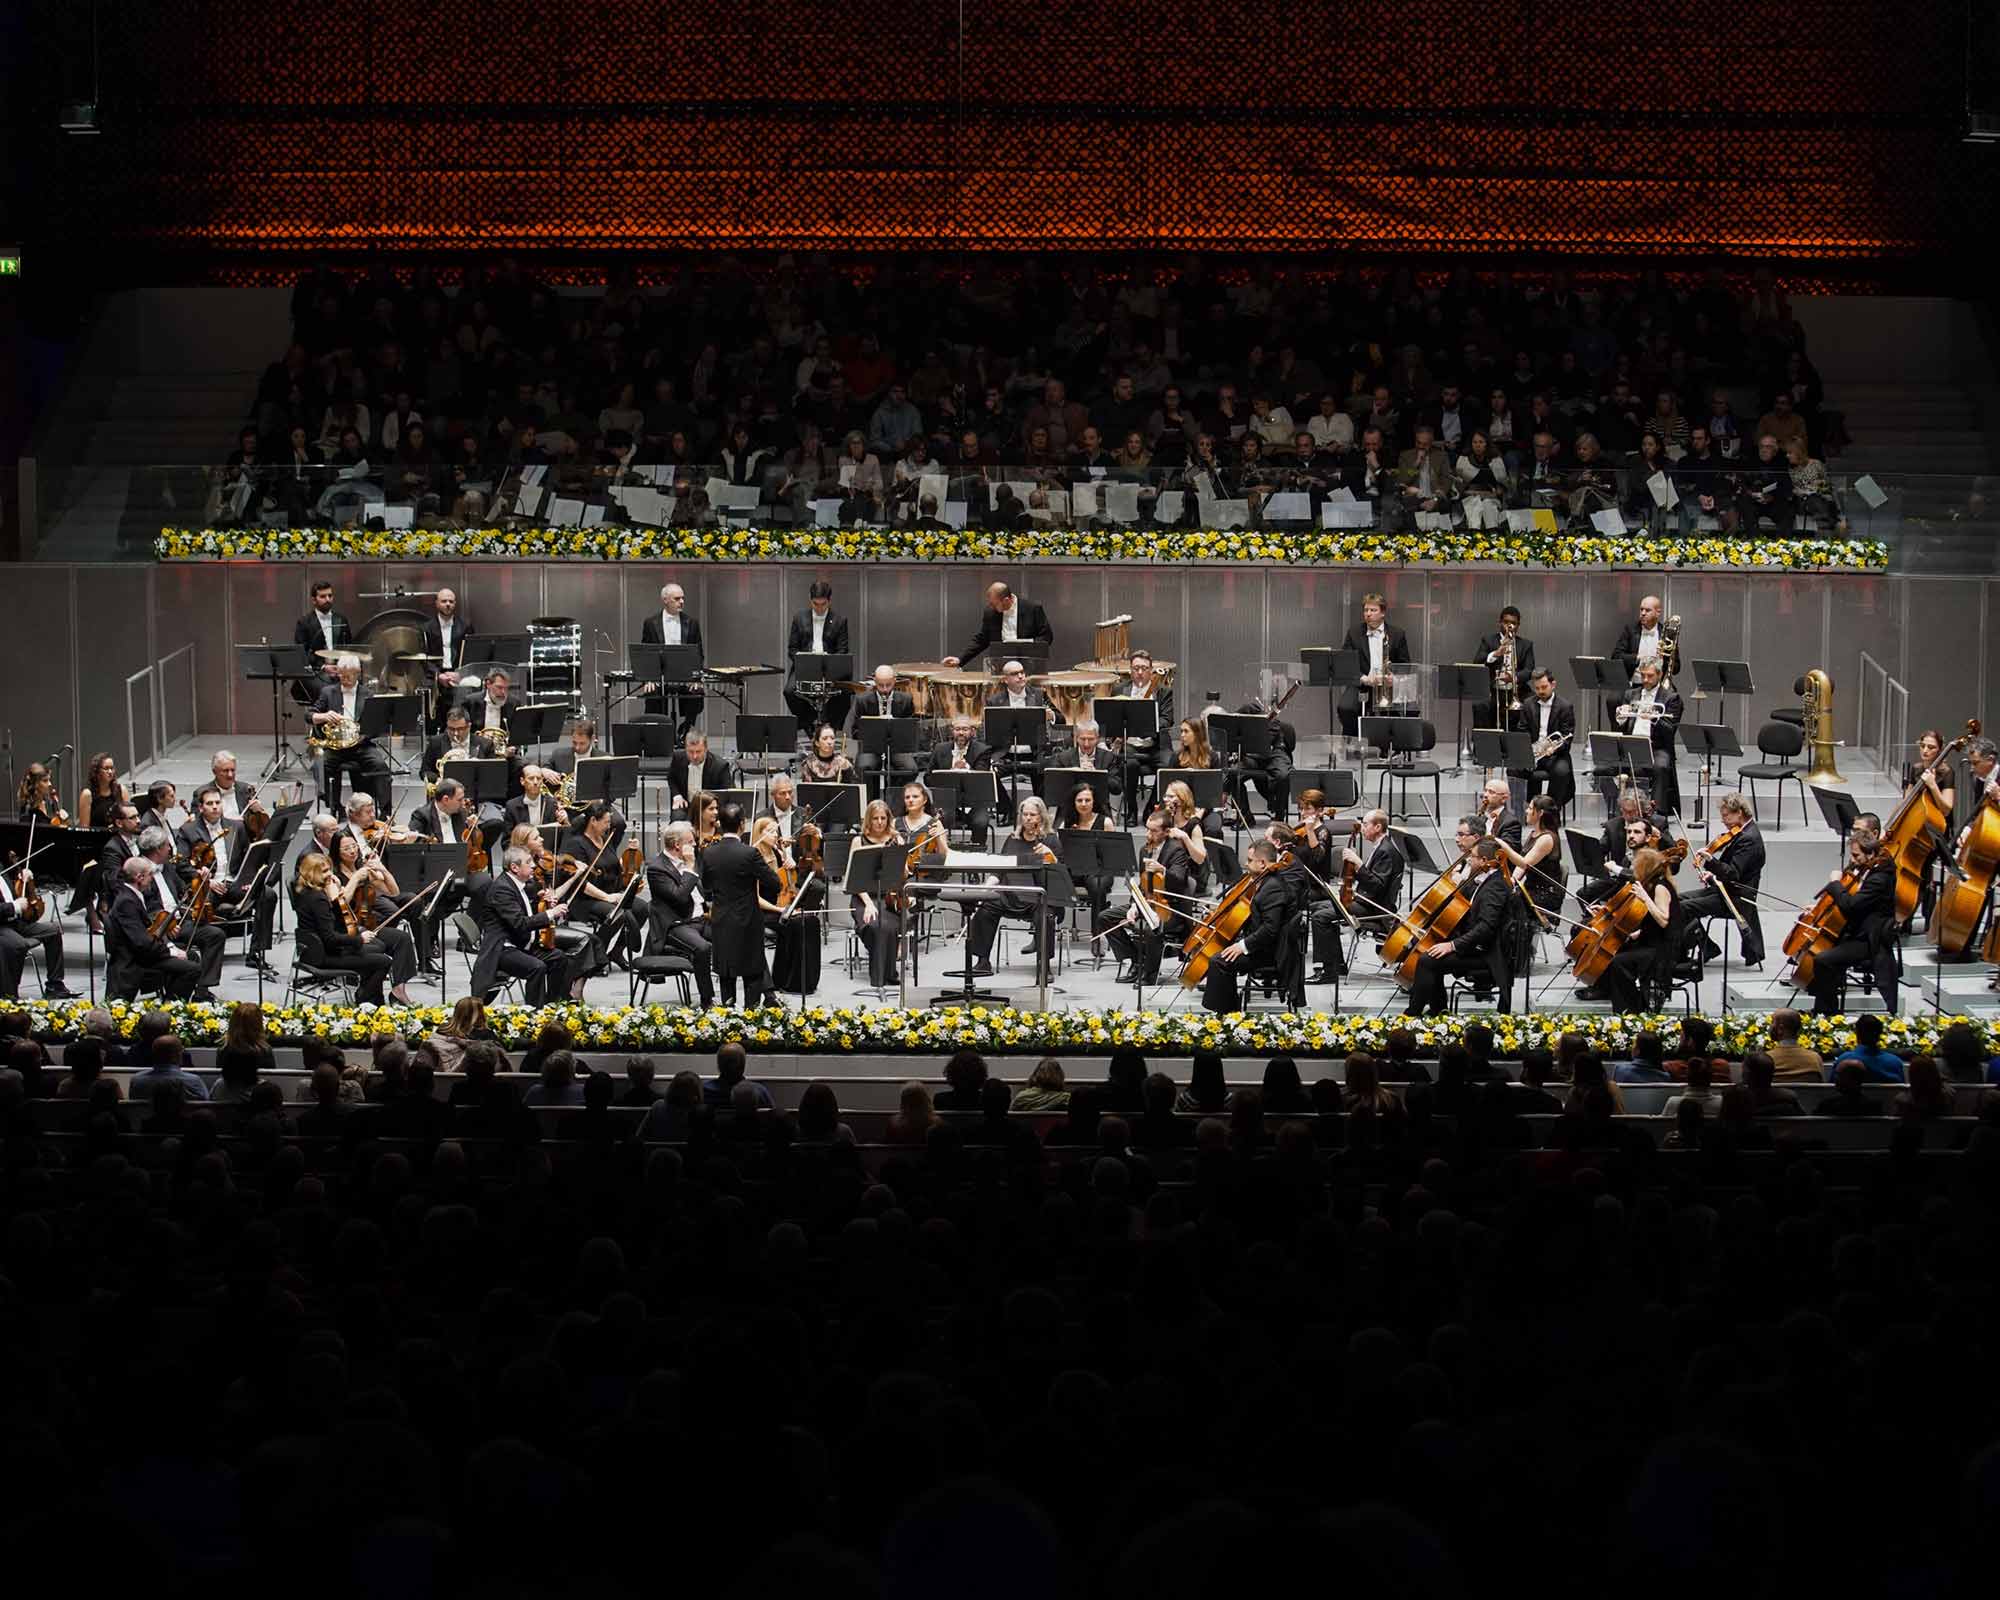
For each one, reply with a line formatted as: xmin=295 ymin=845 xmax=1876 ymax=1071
xmin=1181 ymin=852 xmax=1292 ymax=988
xmin=1691 ymin=822 xmax=1745 ymax=868
xmin=7 ymin=859 xmax=43 ymax=925
xmin=620 ymin=840 xmax=645 ymax=886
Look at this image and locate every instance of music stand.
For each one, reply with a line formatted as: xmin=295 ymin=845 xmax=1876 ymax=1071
xmin=839 ymin=842 xmax=910 ymax=1002
xmin=1588 ymin=731 xmax=1655 ymax=810
xmin=1470 ymin=727 xmax=1534 ymax=773
xmin=983 ymin=706 xmax=1050 ymax=816
xmin=507 ymin=702 xmax=568 ymax=759
xmin=798 ymin=782 xmax=865 ymax=830
xmin=238 ymin=643 xmax=318 ymax=780
xmin=574 ymin=754 xmax=640 ymax=816
xmin=735 ymin=714 xmax=799 ymax=811
xmin=1042 ymin=767 xmax=1111 ymax=823
xmin=633 ymin=643 xmax=707 ymax=733
xmin=1209 ymin=711 xmax=1274 ymax=840
xmin=855 ymin=716 xmax=923 ymax=798
xmin=1155 ymin=766 xmax=1228 ymax=816
xmin=1692 ymin=658 xmax=1754 ymax=713
xmin=466 ymin=633 xmax=531 ymax=665
xmin=1435 ymin=663 xmax=1490 ymax=772
xmin=1061 ymin=828 xmax=1139 ymax=988
xmin=1810 ymin=783 xmax=1860 ymax=864
xmin=1093 ymin=697 xmax=1160 ymax=822
xmin=1680 ymin=723 xmax=1743 ymax=826
xmin=985 ymin=646 xmax=1051 ymax=675
xmin=455 ymin=758 xmax=512 ymax=810
xmin=1565 ymin=826 xmax=1610 ymax=884
xmin=926 ymin=769 xmax=999 ymax=839
xmin=1576 ymin=656 xmax=1631 ymax=736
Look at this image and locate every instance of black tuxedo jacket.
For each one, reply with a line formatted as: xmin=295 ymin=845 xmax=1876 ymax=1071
xmin=503 ymin=792 xmax=567 ymax=833
xmin=408 ymin=801 xmax=476 ymax=845
xmin=668 ymin=751 xmax=736 ymax=803
xmin=640 ymin=612 xmax=705 ymax=656
xmin=1237 ymin=870 xmax=1297 ymax=963
xmin=1622 ymin=686 xmax=1684 ymax=754
xmin=851 ymin=690 xmax=917 ymax=728
xmin=785 ymin=610 xmax=852 ymax=678
xmin=313 ymin=681 xmax=380 ymax=740
xmin=1612 ymin=622 xmax=1672 ymax=681
xmin=1478 ymin=631 xmax=1538 ymax=685
xmin=958 ymin=601 xmax=1054 ymax=667
xmin=420 ymin=616 xmax=477 ymax=675
xmin=699 ymin=835 xmax=781 ymax=978
xmin=294 ymin=610 xmax=354 ymax=665
xmin=927 ymin=738 xmax=994 ymax=772
xmin=295 ymin=887 xmax=366 ymax=959
xmin=1452 ymin=868 xmax=1512 ymax=954
xmin=1704 ymin=821 xmax=1766 ymax=898
xmin=1352 ymin=834 xmax=1405 ymax=912
xmin=646 ymin=855 xmax=703 ymax=926
xmin=1340 ymin=622 xmax=1413 ymax=668
xmin=1511 ymin=695 xmax=1577 ymax=752
xmin=422 ymin=731 xmax=497 ymax=782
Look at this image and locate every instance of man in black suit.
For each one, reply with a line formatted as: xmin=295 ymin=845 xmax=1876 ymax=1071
xmin=851 ymin=664 xmax=920 ymax=794
xmin=104 ymin=856 xmax=204 ymax=1002
xmin=1681 ymin=791 xmax=1767 ymax=968
xmin=1509 ymin=668 xmax=1576 ymax=811
xmin=422 ymin=706 xmax=497 ymax=785
xmin=503 ymin=765 xmax=570 ymax=836
xmin=1408 ymin=837 xmax=1513 ymax=1014
xmin=944 ymin=581 xmax=1055 ymax=670
xmin=645 ymin=820 xmax=715 ymax=1007
xmin=1060 ymin=719 xmax=1122 ymax=802
xmin=408 ymin=777 xmax=486 ymax=926
xmin=419 ymin=585 xmax=475 ymax=731
xmin=471 ymin=844 xmax=574 ymax=1004
xmin=133 ymin=829 xmax=225 ymax=995
xmin=1342 ymin=809 xmax=1406 ymax=936
xmin=926 ymin=713 xmax=995 ymax=846
xmin=1807 ymin=823 xmax=1900 ymax=1015
xmin=311 ymin=654 xmax=393 ymax=813
xmin=1475 ymin=606 xmax=1536 ymax=729
xmin=668 ymin=730 xmax=735 ymax=814
xmin=94 ymin=802 xmax=145 ymax=914
xmin=1338 ymin=591 xmax=1412 ymax=739
xmin=1222 ymin=702 xmax=1295 ymax=823
xmin=1111 ymin=649 xmax=1173 ymax=824
xmin=1475 ymin=778 xmax=1525 ymax=852
xmin=784 ymin=579 xmax=854 ymax=739
xmin=700 ymin=803 xmax=782 ymax=1007
xmin=1613 ymin=659 xmax=1682 ymax=816
xmin=639 ymin=580 xmax=705 ymax=734
xmin=175 ymin=785 xmax=279 ymax=975
xmin=983 ymin=659 xmax=1052 ymax=796
xmin=206 ymin=751 xmax=261 ymax=821
xmin=1611 ymin=593 xmax=1668 ymax=684
xmin=1201 ymin=839 xmax=1299 ymax=1014
xmin=293 ymin=579 xmax=352 ymax=704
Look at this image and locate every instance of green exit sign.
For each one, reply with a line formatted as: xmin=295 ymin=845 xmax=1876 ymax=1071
xmin=0 ymin=253 xmax=19 ymax=277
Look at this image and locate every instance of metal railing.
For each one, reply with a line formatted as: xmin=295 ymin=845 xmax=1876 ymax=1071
xmin=1854 ymin=650 xmax=1908 ymax=777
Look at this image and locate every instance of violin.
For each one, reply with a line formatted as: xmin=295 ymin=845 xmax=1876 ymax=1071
xmin=465 ymin=822 xmax=491 ymax=876
xmin=9 ymin=815 xmax=44 ymax=924
xmin=538 ymin=833 xmax=615 ymax=949
xmin=1566 ymin=841 xmax=1688 ymax=985
xmin=1785 ymin=840 xmax=1888 ymax=988
xmin=148 ymin=864 xmax=213 ymax=943
xmin=1181 ymin=851 xmax=1292 ymax=988
xmin=620 ymin=839 xmax=645 ymax=886
xmin=758 ymin=834 xmax=795 ymax=912
xmin=775 ymin=823 xmax=824 ymax=910
xmin=1339 ymin=851 xmax=1359 ymax=910
xmin=1691 ymin=822 xmax=1745 ymax=868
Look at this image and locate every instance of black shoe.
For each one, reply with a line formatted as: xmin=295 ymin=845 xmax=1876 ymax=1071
xmin=1699 ymin=939 xmax=1722 ymax=964
xmin=1742 ymin=959 xmax=1763 ymax=971
xmin=968 ymin=961 xmax=995 ymax=977
xmin=42 ymin=982 xmax=77 ymax=1000
xmin=1307 ymin=966 xmax=1339 ymax=985
xmin=1574 ymin=985 xmax=1606 ymax=1001
xmin=191 ymin=988 xmax=217 ymax=1003
xmin=249 ymin=960 xmax=282 ymax=982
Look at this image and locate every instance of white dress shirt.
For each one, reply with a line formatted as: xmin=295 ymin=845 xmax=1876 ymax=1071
xmin=810 ymin=613 xmax=826 ymax=653
xmin=1000 ymin=607 xmax=1019 ymax=642
xmin=219 ymin=787 xmax=241 ymax=820
xmin=319 ymin=612 xmax=337 ymax=651
xmin=659 ymin=612 xmax=684 ymax=645
xmin=1366 ymin=627 xmax=1386 ymax=677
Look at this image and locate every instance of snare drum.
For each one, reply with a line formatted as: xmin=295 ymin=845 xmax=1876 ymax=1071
xmin=890 ymin=661 xmax=949 ymax=718
xmin=1033 ymin=671 xmax=1118 ymax=726
xmin=931 ymin=671 xmax=994 ymax=724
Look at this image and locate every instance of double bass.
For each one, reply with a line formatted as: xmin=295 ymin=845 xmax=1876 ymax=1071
xmin=1884 ymin=719 xmax=1977 ymax=928
xmin=1566 ymin=840 xmax=1688 ymax=986
xmin=1932 ymin=746 xmax=2000 ymax=959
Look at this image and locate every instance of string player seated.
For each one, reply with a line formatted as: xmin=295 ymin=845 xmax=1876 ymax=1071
xmin=1406 ymin=836 xmax=1514 ymax=1016
xmin=964 ymin=797 xmax=1067 ymax=981
xmin=1198 ymin=838 xmax=1301 ymax=1016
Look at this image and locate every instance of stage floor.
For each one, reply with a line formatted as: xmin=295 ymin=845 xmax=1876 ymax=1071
xmin=77 ymin=731 xmax=1991 ymax=1021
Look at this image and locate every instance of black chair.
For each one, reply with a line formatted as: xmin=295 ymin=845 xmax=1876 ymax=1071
xmin=451 ymin=910 xmax=523 ymax=1004
xmin=288 ymin=927 xmax=362 ymax=1005
xmin=1374 ymin=721 xmax=1443 ymax=824
xmin=1738 ymin=720 xmax=1808 ymax=830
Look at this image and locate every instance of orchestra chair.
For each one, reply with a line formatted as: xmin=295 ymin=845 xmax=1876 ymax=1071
xmin=1370 ymin=721 xmax=1443 ymax=825
xmin=1737 ymin=721 xmax=1808 ymax=831
xmin=287 ymin=927 xmax=363 ymax=1007
xmin=450 ymin=911 xmax=524 ymax=1006
xmin=627 ymin=951 xmax=696 ymax=1008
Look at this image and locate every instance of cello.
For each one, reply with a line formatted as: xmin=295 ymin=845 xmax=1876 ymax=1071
xmin=1180 ymin=850 xmax=1292 ymax=989
xmin=1566 ymin=840 xmax=1688 ymax=986
xmin=1784 ymin=837 xmax=1888 ymax=989
xmin=1932 ymin=752 xmax=2000 ymax=958
xmin=1379 ymin=847 xmax=1490 ymax=989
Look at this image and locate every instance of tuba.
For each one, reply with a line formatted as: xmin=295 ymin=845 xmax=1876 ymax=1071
xmin=1798 ymin=669 xmax=1845 ymax=785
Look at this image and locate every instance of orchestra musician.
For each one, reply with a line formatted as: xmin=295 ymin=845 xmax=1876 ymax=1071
xmin=798 ymin=724 xmax=858 ymax=785
xmin=471 ymin=845 xmax=574 ymax=1006
xmin=1103 ymin=811 xmax=1176 ymax=984
xmin=504 ymin=765 xmax=569 ymax=835
xmin=18 ymin=763 xmax=68 ymax=825
xmin=1338 ymin=592 xmax=1413 ymax=739
xmin=1494 ymin=794 xmax=1568 ymax=932
xmin=206 ymin=751 xmax=258 ymax=820
xmin=293 ymin=579 xmax=353 ymax=702
xmin=1682 ymin=792 xmax=1766 ymax=968
xmin=175 ymin=784 xmax=280 ymax=975
xmin=984 ymin=659 xmax=1052 ymax=794
xmin=1510 ymin=668 xmax=1577 ymax=812
xmin=1901 ymin=729 xmax=1957 ymax=927
xmin=561 ymin=801 xmax=640 ymax=974
xmin=338 ymin=793 xmax=428 ymax=962
xmin=644 ymin=821 xmax=716 ymax=1008
xmin=134 ymin=828 xmax=225 ymax=996
xmin=293 ymin=852 xmax=405 ymax=1005
xmin=94 ymin=802 xmax=144 ymax=916
xmin=853 ymin=664 xmax=921 ymax=792
xmin=943 ymin=581 xmax=1055 ymax=669
xmin=849 ymin=800 xmax=904 ymax=991
xmin=325 ymin=832 xmax=421 ymax=1002
xmin=1611 ymin=594 xmax=1669 ymax=683
xmin=1407 ymin=835 xmax=1513 ymax=1015
xmin=1601 ymin=847 xmax=1681 ymax=1014
xmin=700 ymin=802 xmax=782 ymax=1007
xmin=1112 ymin=649 xmax=1172 ymax=825
xmin=422 ymin=706 xmax=497 ymax=786
xmin=1806 ymin=822 xmax=1901 ymax=1016
xmin=753 ymin=816 xmax=818 ymax=996
xmin=1199 ymin=838 xmax=1301 ymax=1015
xmin=77 ymin=752 xmax=128 ymax=829
xmin=105 ymin=855 xmax=204 ymax=1002
xmin=420 ymin=586 xmax=476 ymax=732
xmin=1475 ymin=778 xmax=1525 ymax=852
xmin=926 ymin=714 xmax=994 ymax=846
xmin=547 ymin=718 xmax=602 ymax=781
xmin=1224 ymin=701 xmax=1295 ymax=824
xmin=784 ymin=580 xmax=854 ymax=740
xmin=1337 ymin=806 xmax=1405 ymax=942
xmin=1580 ymin=812 xmax=1659 ymax=913
xmin=1613 ymin=659 xmax=1683 ymax=816
xmin=1476 ymin=606 xmax=1536 ymax=729
xmin=762 ymin=773 xmax=805 ymax=844
xmin=311 ymin=654 xmax=393 ymax=813
xmin=965 ymin=797 xmax=1067 ymax=981
xmin=1057 ymin=771 xmax=1118 ymax=925
xmin=669 ymin=729 xmax=735 ymax=813
xmin=408 ymin=777 xmax=485 ymax=918
xmin=136 ymin=779 xmax=178 ymax=835
xmin=0 ymin=844 xmax=73 ymax=1000
xmin=640 ymin=582 xmax=706 ymax=735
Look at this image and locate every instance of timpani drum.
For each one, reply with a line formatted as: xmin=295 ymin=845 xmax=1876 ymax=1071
xmin=1033 ymin=671 xmax=1118 ymax=726
xmin=891 ymin=661 xmax=950 ymax=717
xmin=931 ymin=671 xmax=994 ymax=724
xmin=1094 ymin=615 xmax=1133 ymax=662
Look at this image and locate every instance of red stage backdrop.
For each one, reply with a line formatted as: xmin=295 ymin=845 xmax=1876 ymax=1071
xmin=30 ymin=0 xmax=1971 ymax=261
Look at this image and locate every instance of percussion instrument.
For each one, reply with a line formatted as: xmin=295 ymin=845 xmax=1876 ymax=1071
xmin=313 ymin=647 xmax=349 ymax=664
xmin=1094 ymin=615 xmax=1133 ymax=662
xmin=1033 ymin=671 xmax=1119 ymax=726
xmin=931 ymin=671 xmax=995 ymax=723
xmin=1080 ymin=657 xmax=1179 ymax=696
xmin=891 ymin=661 xmax=953 ymax=717
xmin=527 ymin=615 xmax=584 ymax=707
